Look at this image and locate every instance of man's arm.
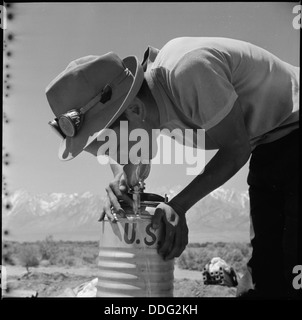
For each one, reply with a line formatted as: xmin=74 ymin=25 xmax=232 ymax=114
xmin=152 ymin=99 xmax=251 ymax=259
xmin=169 ymin=99 xmax=251 ymax=212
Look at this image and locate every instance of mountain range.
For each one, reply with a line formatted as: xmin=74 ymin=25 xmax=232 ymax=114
xmin=2 ymin=187 xmax=250 ymax=243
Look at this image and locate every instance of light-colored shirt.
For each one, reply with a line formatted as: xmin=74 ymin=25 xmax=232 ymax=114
xmin=142 ymin=37 xmax=299 ymax=150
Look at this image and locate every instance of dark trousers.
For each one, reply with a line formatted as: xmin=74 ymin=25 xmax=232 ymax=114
xmin=247 ymin=129 xmax=300 ymax=298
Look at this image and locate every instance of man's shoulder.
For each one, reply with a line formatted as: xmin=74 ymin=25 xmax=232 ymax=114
xmin=154 ymin=37 xmax=247 ymax=71
xmin=157 ymin=37 xmax=212 ymax=62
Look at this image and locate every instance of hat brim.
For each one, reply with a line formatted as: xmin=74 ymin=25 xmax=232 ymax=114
xmin=58 ymin=56 xmax=144 ymax=161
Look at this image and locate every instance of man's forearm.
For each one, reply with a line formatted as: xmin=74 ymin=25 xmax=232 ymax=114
xmin=169 ymin=147 xmax=251 ymax=214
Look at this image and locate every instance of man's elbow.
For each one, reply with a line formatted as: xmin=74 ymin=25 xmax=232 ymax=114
xmin=233 ymin=139 xmax=251 ymax=167
xmin=222 ymin=139 xmax=251 ymax=169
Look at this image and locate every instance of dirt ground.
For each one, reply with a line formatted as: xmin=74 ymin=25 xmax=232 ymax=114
xmin=3 ymin=265 xmax=236 ymax=298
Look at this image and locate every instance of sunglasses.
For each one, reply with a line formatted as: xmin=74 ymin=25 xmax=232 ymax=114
xmin=48 ymin=68 xmax=130 ymax=139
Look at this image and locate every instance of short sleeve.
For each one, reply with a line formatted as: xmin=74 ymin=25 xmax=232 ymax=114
xmin=168 ymin=49 xmax=238 ymax=130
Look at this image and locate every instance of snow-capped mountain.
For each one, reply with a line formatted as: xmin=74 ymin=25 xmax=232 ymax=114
xmin=2 ymin=190 xmax=105 ymax=241
xmin=210 ymin=188 xmax=249 ymax=210
xmin=2 ymin=187 xmax=250 ymax=242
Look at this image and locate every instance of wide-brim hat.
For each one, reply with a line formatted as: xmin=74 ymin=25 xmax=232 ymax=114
xmin=45 ymin=52 xmax=144 ymax=161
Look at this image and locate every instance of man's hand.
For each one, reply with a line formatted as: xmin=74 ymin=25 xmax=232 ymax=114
xmin=100 ymin=171 xmax=133 ymax=222
xmin=151 ymin=203 xmax=188 ymax=260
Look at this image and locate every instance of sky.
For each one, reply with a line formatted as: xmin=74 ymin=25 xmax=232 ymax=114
xmin=3 ymin=2 xmax=300 ymax=197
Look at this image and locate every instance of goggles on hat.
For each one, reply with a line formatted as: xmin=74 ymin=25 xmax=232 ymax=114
xmin=48 ymin=68 xmax=130 ymax=139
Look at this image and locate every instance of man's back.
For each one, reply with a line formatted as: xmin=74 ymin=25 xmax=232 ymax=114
xmin=144 ymin=37 xmax=299 ymax=149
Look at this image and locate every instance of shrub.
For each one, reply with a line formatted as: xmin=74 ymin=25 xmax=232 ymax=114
xmin=176 ymin=242 xmax=251 ymax=274
xmin=38 ymin=235 xmax=59 ymax=265
xmin=66 ymin=257 xmax=76 ymax=266
xmin=67 ymin=247 xmax=75 ymax=256
xmin=19 ymin=244 xmax=40 ymax=272
xmin=82 ymin=255 xmax=97 ymax=265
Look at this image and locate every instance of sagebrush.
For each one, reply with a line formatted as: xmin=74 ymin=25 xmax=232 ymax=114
xmin=3 ymin=238 xmax=251 ymax=274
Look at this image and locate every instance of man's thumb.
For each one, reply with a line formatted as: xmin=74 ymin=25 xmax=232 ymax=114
xmin=119 ymin=184 xmax=128 ymax=193
xmin=152 ymin=207 xmax=164 ymax=230
xmin=119 ymin=174 xmax=129 ymax=193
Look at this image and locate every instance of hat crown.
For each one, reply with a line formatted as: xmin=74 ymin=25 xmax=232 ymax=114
xmin=46 ymin=52 xmax=127 ymax=117
xmin=45 ymin=53 xmax=144 ymax=161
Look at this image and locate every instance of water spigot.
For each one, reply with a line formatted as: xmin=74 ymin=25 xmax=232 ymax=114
xmin=123 ymin=163 xmax=151 ymax=215
xmin=123 ymin=163 xmax=150 ymax=190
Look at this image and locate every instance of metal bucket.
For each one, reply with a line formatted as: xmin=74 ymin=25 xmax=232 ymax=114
xmin=97 ymin=194 xmax=174 ymax=297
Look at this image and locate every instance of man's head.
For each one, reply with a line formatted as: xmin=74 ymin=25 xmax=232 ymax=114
xmin=45 ymin=52 xmax=145 ymax=161
xmin=85 ymin=81 xmax=160 ymax=164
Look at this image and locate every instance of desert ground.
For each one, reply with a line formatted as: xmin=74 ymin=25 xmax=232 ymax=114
xmin=2 ymin=240 xmax=248 ymax=298
xmin=3 ymin=264 xmax=236 ymax=298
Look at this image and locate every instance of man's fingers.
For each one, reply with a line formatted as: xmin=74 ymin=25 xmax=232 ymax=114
xmin=120 ymin=193 xmax=134 ymax=207
xmin=119 ymin=184 xmax=128 ymax=193
xmin=103 ymin=198 xmax=116 ymax=222
xmin=106 ymin=187 xmax=124 ymax=213
xmin=118 ymin=179 xmax=133 ymax=206
xmin=165 ymin=230 xmax=183 ymax=260
xmin=108 ymin=180 xmax=124 ymax=199
xmin=98 ymin=210 xmax=106 ymax=222
xmin=109 ymin=175 xmax=133 ymax=207
xmin=116 ymin=171 xmax=129 ymax=192
xmin=158 ymin=226 xmax=175 ymax=257
xmin=165 ymin=238 xmax=187 ymax=260
xmin=106 ymin=188 xmax=129 ymax=220
xmin=152 ymin=207 xmax=164 ymax=230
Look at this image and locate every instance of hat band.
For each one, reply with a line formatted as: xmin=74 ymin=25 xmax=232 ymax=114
xmin=49 ymin=68 xmax=134 ymax=138
xmin=80 ymin=68 xmax=132 ymax=114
